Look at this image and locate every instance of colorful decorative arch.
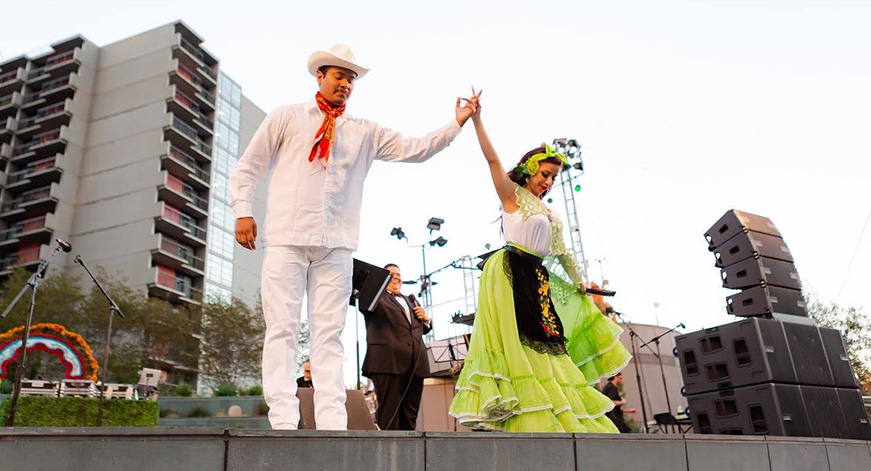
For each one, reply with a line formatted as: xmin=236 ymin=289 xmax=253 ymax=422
xmin=0 ymin=323 xmax=99 ymax=381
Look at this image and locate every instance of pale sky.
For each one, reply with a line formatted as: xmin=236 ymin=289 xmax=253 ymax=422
xmin=4 ymin=1 xmax=871 ymax=387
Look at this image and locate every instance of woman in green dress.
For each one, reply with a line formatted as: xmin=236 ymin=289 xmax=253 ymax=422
xmin=449 ymin=91 xmax=631 ymax=432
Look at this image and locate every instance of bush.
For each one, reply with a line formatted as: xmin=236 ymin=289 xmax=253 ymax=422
xmin=246 ymin=385 xmax=263 ymax=396
xmin=256 ymin=401 xmax=269 ymax=416
xmin=0 ymin=378 xmax=12 ymax=394
xmin=0 ymin=396 xmax=159 ymax=427
xmin=186 ymin=406 xmax=210 ymax=418
xmin=214 ymin=383 xmax=237 ymax=397
xmin=176 ymin=380 xmax=193 ymax=397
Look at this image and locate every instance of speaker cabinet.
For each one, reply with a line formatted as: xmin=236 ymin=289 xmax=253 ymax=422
xmin=720 ymin=256 xmax=802 ymax=290
xmin=676 ymin=318 xmax=857 ymax=396
xmin=726 ymin=285 xmax=807 ymax=317
xmin=688 ymin=383 xmax=871 ymax=439
xmin=713 ymin=230 xmax=794 ymax=267
xmin=705 ymin=210 xmax=782 ymax=250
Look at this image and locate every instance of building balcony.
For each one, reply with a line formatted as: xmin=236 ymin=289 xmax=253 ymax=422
xmin=160 ymin=145 xmax=210 ymax=191
xmin=5 ymin=156 xmax=63 ymax=191
xmin=157 ymin=172 xmax=209 ymax=219
xmin=151 ymin=233 xmax=205 ymax=277
xmin=166 ymin=90 xmax=213 ymax=136
xmin=148 ymin=265 xmax=203 ymax=305
xmin=0 ymin=215 xmax=52 ymax=249
xmin=0 ymin=142 xmax=11 ymax=161
xmin=164 ymin=114 xmax=212 ymax=162
xmin=26 ymin=49 xmax=80 ymax=86
xmin=0 ymin=245 xmax=43 ymax=276
xmin=0 ymin=116 xmax=15 ymax=145
xmin=154 ymin=202 xmax=207 ymax=247
xmin=16 ymin=101 xmax=72 ymax=139
xmin=0 ymin=92 xmax=22 ymax=121
xmin=20 ymin=75 xmax=76 ymax=110
xmin=11 ymin=127 xmax=66 ymax=166
xmin=0 ymin=68 xmax=25 ymax=96
xmin=0 ymin=184 xmax=58 ymax=222
xmin=169 ymin=63 xmax=216 ymax=109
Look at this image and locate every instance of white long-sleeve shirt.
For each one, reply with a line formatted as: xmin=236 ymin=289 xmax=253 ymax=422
xmin=229 ymin=99 xmax=462 ymax=249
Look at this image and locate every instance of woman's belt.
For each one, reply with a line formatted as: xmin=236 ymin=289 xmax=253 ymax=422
xmin=504 ymin=243 xmax=544 ymax=265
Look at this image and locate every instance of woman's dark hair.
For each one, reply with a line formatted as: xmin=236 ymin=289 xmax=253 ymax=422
xmin=507 ymin=146 xmax=567 ymax=186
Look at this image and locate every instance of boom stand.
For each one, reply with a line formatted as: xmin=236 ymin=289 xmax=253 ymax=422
xmin=75 ymin=255 xmax=124 ymax=426
xmin=627 ymin=328 xmax=651 ymax=434
xmin=0 ymin=242 xmax=66 ymax=426
xmin=640 ymin=323 xmax=684 ymax=433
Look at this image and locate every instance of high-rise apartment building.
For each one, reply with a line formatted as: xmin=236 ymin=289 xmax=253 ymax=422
xmin=0 ymin=21 xmax=267 ymax=311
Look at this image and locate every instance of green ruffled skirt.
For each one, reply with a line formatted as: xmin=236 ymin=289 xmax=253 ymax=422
xmin=449 ymin=249 xmax=632 ymax=432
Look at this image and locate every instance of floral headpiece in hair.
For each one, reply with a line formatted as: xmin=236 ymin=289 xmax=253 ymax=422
xmin=512 ymin=144 xmax=568 ymax=177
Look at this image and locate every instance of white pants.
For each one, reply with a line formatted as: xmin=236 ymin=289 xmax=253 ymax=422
xmin=260 ymin=245 xmax=352 ymax=430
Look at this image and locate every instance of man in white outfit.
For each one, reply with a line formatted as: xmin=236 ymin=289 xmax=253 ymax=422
xmin=229 ymin=44 xmax=475 ymax=430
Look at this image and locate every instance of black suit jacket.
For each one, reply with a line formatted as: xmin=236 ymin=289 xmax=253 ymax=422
xmin=361 ymin=292 xmax=432 ymax=378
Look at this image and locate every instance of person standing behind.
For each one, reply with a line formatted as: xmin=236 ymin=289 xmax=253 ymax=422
xmin=361 ymin=264 xmax=431 ymax=430
xmin=602 ymin=373 xmax=637 ymax=433
xmin=296 ymin=361 xmax=313 ymax=388
xmin=229 ymin=44 xmax=476 ymax=430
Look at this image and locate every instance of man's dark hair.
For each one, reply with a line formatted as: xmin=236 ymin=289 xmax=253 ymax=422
xmin=384 ymin=263 xmax=399 ymax=270
xmin=607 ymin=376 xmax=615 ymax=381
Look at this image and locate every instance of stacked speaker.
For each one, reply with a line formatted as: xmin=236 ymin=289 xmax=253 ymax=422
xmin=675 ymin=210 xmax=871 ymax=439
xmin=704 ymin=210 xmax=807 ymax=318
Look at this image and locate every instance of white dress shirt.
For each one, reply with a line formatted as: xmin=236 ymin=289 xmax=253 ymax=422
xmin=229 ymin=99 xmax=462 ymax=250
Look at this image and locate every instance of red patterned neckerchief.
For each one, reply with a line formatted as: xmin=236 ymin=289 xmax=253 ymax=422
xmin=309 ymin=92 xmax=346 ymax=168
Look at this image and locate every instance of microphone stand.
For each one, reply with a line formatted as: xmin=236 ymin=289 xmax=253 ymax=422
xmin=1 ymin=241 xmax=67 ymax=426
xmin=640 ymin=322 xmax=684 ymax=433
xmin=75 ymin=255 xmax=124 ymax=427
xmin=615 ymin=313 xmax=651 ymax=434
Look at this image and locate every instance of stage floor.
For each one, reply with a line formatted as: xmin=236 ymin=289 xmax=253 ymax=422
xmin=1 ymin=428 xmax=870 ymax=471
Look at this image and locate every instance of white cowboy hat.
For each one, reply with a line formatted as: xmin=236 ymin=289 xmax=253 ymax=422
xmin=307 ymin=44 xmax=369 ymax=79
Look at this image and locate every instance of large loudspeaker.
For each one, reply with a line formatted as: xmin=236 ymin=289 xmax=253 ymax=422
xmin=705 ymin=210 xmax=782 ymax=250
xmin=726 ymin=285 xmax=807 ymax=317
xmin=713 ymin=230 xmax=794 ymax=267
xmin=720 ymin=256 xmax=802 ymax=290
xmin=676 ymin=317 xmax=857 ymax=396
xmin=687 ymin=383 xmax=871 ymax=439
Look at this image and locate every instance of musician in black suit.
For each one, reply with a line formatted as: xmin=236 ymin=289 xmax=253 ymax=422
xmin=361 ymin=263 xmax=432 ymax=430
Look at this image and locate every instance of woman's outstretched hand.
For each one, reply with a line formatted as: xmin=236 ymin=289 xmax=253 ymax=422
xmin=455 ymin=89 xmax=479 ymax=126
xmin=469 ymin=86 xmax=483 ymax=122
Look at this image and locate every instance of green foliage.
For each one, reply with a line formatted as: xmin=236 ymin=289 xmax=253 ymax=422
xmin=176 ymin=380 xmax=193 ymax=397
xmin=186 ymin=406 xmax=210 ymax=418
xmin=256 ymin=401 xmax=269 ymax=416
xmin=245 ymin=385 xmax=263 ymax=396
xmin=0 ymin=378 xmax=11 ymax=394
xmin=0 ymin=396 xmax=158 ymax=427
xmin=195 ymin=297 xmax=265 ymax=389
xmin=0 ymin=268 xmax=264 ymax=392
xmin=214 ymin=383 xmax=237 ymax=397
xmin=808 ymin=295 xmax=871 ymax=393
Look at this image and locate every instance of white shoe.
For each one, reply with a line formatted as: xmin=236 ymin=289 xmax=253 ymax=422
xmin=272 ymin=423 xmax=298 ymax=430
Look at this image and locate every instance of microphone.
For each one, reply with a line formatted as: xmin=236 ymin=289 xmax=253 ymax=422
xmin=679 ymin=323 xmax=686 ymax=329
xmin=408 ymin=294 xmax=421 ymax=308
xmin=55 ymin=238 xmax=72 ymax=253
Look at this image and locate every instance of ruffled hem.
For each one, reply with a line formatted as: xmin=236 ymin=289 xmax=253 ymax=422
xmin=450 ymin=361 xmax=617 ymax=433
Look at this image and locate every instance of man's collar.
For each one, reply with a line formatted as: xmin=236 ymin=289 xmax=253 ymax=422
xmin=307 ymin=97 xmax=349 ymax=122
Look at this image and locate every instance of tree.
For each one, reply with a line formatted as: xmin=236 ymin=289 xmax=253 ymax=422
xmin=807 ymin=296 xmax=871 ymax=393
xmin=195 ymin=296 xmax=265 ymax=390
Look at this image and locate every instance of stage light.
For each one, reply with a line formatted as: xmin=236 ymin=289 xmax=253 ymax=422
xmin=427 ymin=217 xmax=444 ymax=231
xmin=430 ymin=236 xmax=448 ymax=247
xmin=390 ymin=227 xmax=405 ymax=240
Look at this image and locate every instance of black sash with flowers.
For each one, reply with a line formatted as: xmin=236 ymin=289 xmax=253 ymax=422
xmin=503 ymin=245 xmax=568 ymax=356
